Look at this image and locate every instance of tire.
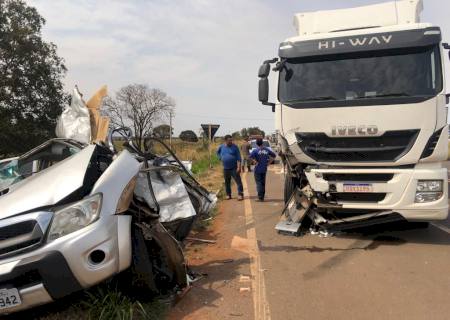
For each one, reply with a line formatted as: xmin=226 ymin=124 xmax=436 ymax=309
xmin=284 ymin=175 xmax=297 ymax=204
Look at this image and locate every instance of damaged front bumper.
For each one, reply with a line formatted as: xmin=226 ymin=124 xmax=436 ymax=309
xmin=277 ymin=163 xmax=448 ymax=236
xmin=0 ymin=214 xmax=131 ymax=314
xmin=304 ymin=163 xmax=448 ymax=221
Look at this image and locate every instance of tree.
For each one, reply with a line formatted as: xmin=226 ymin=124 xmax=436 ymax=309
xmin=232 ymin=131 xmax=241 ymax=139
xmin=153 ymin=124 xmax=172 ymax=139
xmin=240 ymin=127 xmax=265 ymax=138
xmin=179 ymin=130 xmax=198 ymax=142
xmin=0 ymin=0 xmax=67 ymax=156
xmin=104 ymin=84 xmax=175 ymax=148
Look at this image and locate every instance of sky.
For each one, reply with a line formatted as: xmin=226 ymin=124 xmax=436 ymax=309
xmin=27 ymin=0 xmax=450 ymax=136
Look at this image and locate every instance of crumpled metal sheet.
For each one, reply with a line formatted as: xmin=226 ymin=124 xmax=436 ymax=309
xmin=134 ymin=168 xmax=197 ymax=223
xmin=195 ymin=188 xmax=217 ymax=215
xmin=55 ymin=88 xmax=91 ymax=144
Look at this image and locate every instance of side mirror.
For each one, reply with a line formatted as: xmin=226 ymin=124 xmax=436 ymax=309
xmin=443 ymin=43 xmax=450 ymax=60
xmin=257 ymin=58 xmax=278 ymax=112
xmin=258 ymin=78 xmax=269 ymax=103
xmin=258 ymin=63 xmax=270 ymax=78
xmin=258 ymin=78 xmax=275 ymax=111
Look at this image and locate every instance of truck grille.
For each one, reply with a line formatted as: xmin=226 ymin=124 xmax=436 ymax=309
xmin=331 ymin=192 xmax=386 ymax=202
xmin=296 ymin=129 xmax=419 ymax=162
xmin=322 ymin=173 xmax=394 ymax=182
xmin=0 ymin=212 xmax=52 ymax=258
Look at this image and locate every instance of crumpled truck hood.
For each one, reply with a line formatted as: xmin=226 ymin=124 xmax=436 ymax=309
xmin=0 ymin=145 xmax=96 ymax=219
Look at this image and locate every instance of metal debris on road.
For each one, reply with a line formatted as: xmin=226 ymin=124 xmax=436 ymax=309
xmin=185 ymin=237 xmax=217 ymax=244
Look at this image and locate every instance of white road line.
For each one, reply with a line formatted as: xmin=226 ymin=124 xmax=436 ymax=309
xmin=431 ymin=222 xmax=450 ymax=234
xmin=242 ymin=173 xmax=271 ymax=320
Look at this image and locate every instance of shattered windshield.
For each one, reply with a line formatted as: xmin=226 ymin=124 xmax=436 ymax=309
xmin=278 ymin=45 xmax=442 ymax=106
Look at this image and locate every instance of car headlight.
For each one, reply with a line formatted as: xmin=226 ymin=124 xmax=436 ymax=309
xmin=48 ymin=193 xmax=102 ymax=241
xmin=415 ymin=180 xmax=443 ymax=203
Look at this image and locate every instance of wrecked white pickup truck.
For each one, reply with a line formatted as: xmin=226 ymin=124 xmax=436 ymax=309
xmin=0 ymin=88 xmax=216 ymax=314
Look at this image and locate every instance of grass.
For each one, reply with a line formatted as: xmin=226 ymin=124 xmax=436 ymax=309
xmin=191 ymin=154 xmax=220 ymax=175
xmin=14 ymin=282 xmax=168 ymax=320
xmin=82 ymin=286 xmax=167 ymax=320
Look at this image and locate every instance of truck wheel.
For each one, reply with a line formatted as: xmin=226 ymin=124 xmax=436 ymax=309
xmin=284 ymin=175 xmax=298 ymax=204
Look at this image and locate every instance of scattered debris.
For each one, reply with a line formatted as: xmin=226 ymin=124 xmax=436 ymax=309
xmin=220 ymin=259 xmax=235 ymax=264
xmin=185 ymin=237 xmax=217 ymax=244
xmin=231 ymin=235 xmax=250 ymax=253
xmin=239 ymin=275 xmax=251 ymax=282
xmin=239 ymin=287 xmax=251 ymax=293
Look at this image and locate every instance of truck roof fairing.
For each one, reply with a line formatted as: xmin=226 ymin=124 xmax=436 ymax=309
xmin=279 ymin=26 xmax=441 ymax=59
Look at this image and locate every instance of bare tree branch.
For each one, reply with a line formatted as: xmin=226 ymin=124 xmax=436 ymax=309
xmin=103 ymin=84 xmax=175 ymax=148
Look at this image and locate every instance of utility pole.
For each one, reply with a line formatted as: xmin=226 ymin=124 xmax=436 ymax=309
xmin=169 ymin=111 xmax=173 ymax=149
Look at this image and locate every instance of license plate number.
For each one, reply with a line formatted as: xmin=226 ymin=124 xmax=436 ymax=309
xmin=0 ymin=288 xmax=21 ymax=309
xmin=343 ymin=183 xmax=373 ymax=193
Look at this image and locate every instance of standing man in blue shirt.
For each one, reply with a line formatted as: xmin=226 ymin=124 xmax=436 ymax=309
xmin=217 ymin=135 xmax=244 ymax=201
xmin=250 ymin=138 xmax=276 ymax=201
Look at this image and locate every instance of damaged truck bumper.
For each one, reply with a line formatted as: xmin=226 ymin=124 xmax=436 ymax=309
xmin=277 ymin=162 xmax=448 ymax=236
xmin=304 ymin=162 xmax=448 ymax=221
xmin=0 ymin=214 xmax=131 ymax=314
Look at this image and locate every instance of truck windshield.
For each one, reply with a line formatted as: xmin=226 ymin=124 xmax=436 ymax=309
xmin=278 ymin=45 xmax=442 ymax=106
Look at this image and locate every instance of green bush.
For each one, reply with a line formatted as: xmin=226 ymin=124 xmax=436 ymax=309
xmin=192 ymin=154 xmax=220 ymax=175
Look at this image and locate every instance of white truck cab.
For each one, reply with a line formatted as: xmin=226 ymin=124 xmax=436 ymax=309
xmin=258 ymin=0 xmax=449 ymax=232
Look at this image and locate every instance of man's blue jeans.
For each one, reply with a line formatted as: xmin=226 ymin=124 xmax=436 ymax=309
xmin=254 ymin=172 xmax=267 ymax=200
xmin=224 ymin=168 xmax=243 ymax=196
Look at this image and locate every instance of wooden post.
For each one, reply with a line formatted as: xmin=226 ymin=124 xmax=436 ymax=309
xmin=169 ymin=111 xmax=173 ymax=149
xmin=208 ymin=124 xmax=212 ymax=169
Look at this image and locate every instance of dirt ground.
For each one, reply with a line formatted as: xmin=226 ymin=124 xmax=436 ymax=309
xmin=168 ymin=196 xmax=254 ymax=320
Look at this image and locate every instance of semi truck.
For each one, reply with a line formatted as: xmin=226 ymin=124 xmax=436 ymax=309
xmin=258 ymin=0 xmax=449 ymax=233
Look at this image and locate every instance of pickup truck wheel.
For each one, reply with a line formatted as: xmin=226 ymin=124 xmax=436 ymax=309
xmin=284 ymin=175 xmax=298 ymax=204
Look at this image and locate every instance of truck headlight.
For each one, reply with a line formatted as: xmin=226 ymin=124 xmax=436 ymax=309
xmin=415 ymin=180 xmax=443 ymax=203
xmin=48 ymin=193 xmax=102 ymax=241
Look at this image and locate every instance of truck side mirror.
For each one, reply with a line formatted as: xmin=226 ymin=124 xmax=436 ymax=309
xmin=258 ymin=78 xmax=269 ymax=103
xmin=257 ymin=58 xmax=278 ymax=112
xmin=258 ymin=63 xmax=270 ymax=78
xmin=443 ymin=43 xmax=450 ymax=60
xmin=258 ymin=78 xmax=275 ymax=111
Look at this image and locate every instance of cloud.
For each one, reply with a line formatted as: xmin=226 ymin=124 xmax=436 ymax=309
xmin=27 ymin=0 xmax=450 ymax=135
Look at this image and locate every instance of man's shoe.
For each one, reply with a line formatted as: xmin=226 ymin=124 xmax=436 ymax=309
xmin=237 ymin=195 xmax=244 ymax=201
xmin=226 ymin=195 xmax=232 ymax=200
xmin=257 ymin=198 xmax=264 ymax=202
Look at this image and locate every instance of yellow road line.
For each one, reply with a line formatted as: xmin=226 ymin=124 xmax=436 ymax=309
xmin=242 ymin=172 xmax=271 ymax=320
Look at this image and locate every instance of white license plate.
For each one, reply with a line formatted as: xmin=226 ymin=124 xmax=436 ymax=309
xmin=343 ymin=183 xmax=373 ymax=193
xmin=0 ymin=288 xmax=21 ymax=310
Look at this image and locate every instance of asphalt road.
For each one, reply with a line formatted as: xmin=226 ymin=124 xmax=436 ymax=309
xmin=243 ymin=164 xmax=450 ymax=320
